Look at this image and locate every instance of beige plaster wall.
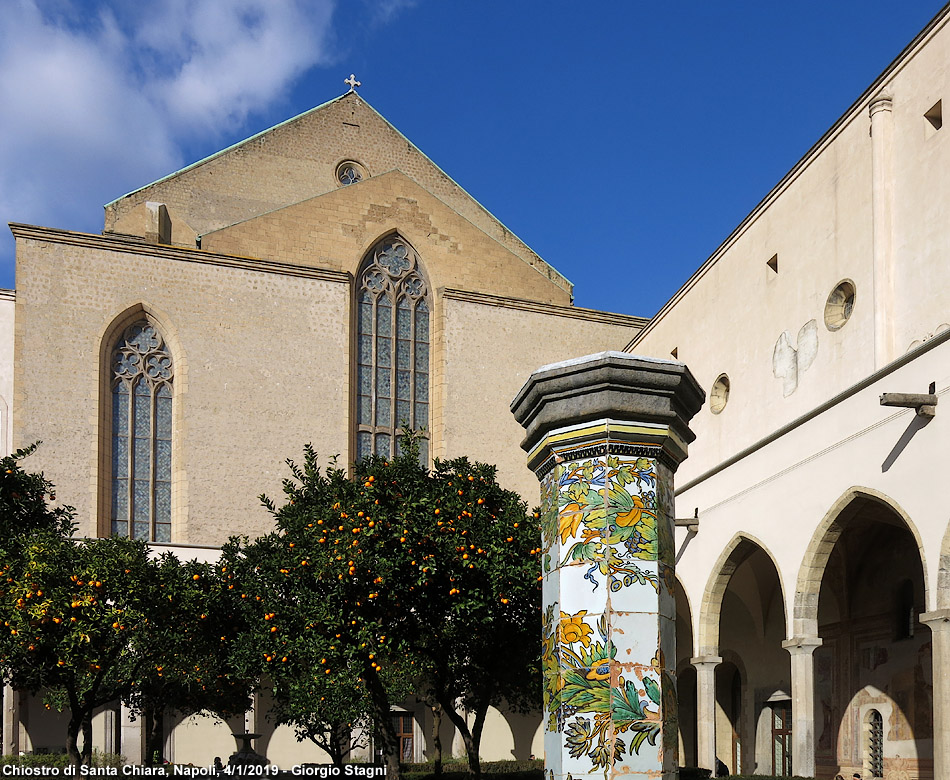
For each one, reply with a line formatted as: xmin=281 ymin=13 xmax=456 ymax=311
xmin=104 ymin=93 xmax=568 ymax=297
xmin=633 ymin=11 xmax=950 ymax=485
xmin=674 ymin=335 xmax=950 ymax=650
xmin=201 ymin=171 xmax=570 ymax=306
xmin=13 ymin=234 xmax=350 ymax=545
xmin=441 ymin=293 xmax=644 ymax=500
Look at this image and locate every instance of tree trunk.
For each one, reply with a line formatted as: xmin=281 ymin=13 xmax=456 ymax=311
xmin=435 ymin=698 xmax=480 ymax=777
xmin=144 ymin=705 xmax=164 ymax=766
xmin=364 ymin=668 xmax=399 ymax=779
xmin=468 ymin=701 xmax=489 ymax=777
xmin=435 ymin=685 xmax=494 ymax=778
xmin=66 ymin=712 xmax=83 ymax=771
xmin=81 ymin=714 xmax=93 ymax=766
xmin=430 ymin=703 xmax=443 ymax=776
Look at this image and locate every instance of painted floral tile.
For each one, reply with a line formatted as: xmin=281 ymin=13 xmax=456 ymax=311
xmin=606 ymin=560 xmax=659 ymax=613
xmin=542 ymin=569 xmax=560 ymax=614
xmin=604 ymin=455 xmax=660 ymax=564
xmin=544 ymin=727 xmax=562 ymax=777
xmin=559 ymin=560 xmax=608 ymax=615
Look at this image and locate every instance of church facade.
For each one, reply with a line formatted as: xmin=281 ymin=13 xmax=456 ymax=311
xmin=2 ymin=87 xmax=642 ymax=765
xmin=5 ymin=4 xmax=950 ymax=777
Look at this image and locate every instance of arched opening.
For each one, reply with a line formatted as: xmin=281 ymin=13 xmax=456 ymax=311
xmin=809 ymin=493 xmax=932 ymax=778
xmin=702 ymin=536 xmax=789 ymax=775
xmin=675 ymin=576 xmax=697 ymax=768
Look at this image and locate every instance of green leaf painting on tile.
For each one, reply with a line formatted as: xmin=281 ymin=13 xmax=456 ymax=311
xmin=544 ymin=608 xmax=665 ymax=774
xmin=547 ymin=456 xmax=662 ymax=593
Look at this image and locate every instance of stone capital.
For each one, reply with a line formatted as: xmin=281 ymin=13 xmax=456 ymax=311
xmin=782 ymin=636 xmax=823 ymax=655
xmin=511 ymin=351 xmax=704 ymax=474
xmin=690 ymin=655 xmax=723 ymax=668
xmin=920 ymin=609 xmax=950 ymax=628
xmin=869 ymin=93 xmax=893 ymax=117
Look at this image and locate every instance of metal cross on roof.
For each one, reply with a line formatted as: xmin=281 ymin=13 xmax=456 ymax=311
xmin=344 ymin=74 xmax=361 ymax=92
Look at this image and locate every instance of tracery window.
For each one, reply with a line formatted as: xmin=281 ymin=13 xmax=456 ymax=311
xmin=355 ymin=236 xmax=429 ymax=463
xmin=110 ymin=321 xmax=173 ymax=542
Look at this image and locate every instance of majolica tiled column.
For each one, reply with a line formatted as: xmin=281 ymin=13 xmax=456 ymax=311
xmin=512 ymin=352 xmax=703 ymax=780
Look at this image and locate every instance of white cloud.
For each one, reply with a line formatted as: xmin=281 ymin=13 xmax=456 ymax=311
xmin=0 ymin=0 xmax=337 ymax=286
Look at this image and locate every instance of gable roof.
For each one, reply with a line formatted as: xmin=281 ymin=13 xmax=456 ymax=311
xmin=105 ymin=91 xmax=573 ymax=298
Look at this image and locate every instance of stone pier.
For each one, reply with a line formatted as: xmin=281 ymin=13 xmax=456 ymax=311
xmin=512 ymin=352 xmax=702 ymax=780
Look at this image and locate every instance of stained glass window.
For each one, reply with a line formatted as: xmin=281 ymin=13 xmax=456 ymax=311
xmin=338 ymin=164 xmax=363 ymax=186
xmin=356 ymin=236 xmax=429 ymax=462
xmin=111 ymin=321 xmax=173 ymax=542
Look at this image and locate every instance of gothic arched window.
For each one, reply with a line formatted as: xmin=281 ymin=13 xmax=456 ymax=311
xmin=110 ymin=321 xmax=173 ymax=542
xmin=355 ymin=236 xmax=429 ymax=462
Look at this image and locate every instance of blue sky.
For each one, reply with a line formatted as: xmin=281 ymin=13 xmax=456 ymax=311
xmin=0 ymin=0 xmax=946 ymax=316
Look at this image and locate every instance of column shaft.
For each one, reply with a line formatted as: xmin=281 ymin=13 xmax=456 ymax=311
xmin=783 ymin=637 xmax=821 ymax=778
xmin=691 ymin=657 xmax=720 ymax=773
xmin=869 ymin=94 xmax=894 ymax=368
xmin=120 ymin=703 xmax=145 ymax=765
xmin=2 ymin=685 xmax=19 ymax=756
xmin=512 ymin=352 xmax=703 ymax=780
xmin=921 ymin=610 xmax=950 ymax=780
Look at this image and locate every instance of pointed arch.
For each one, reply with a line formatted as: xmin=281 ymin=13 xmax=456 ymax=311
xmin=697 ymin=533 xmax=788 ymax=656
xmin=674 ymin=573 xmax=695 ymax=664
xmin=792 ymin=486 xmax=929 ymax=636
xmin=97 ymin=303 xmax=184 ymax=540
xmin=353 ymin=232 xmax=430 ymax=462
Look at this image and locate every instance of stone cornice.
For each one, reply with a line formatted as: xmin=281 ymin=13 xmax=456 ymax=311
xmin=511 ymin=351 xmax=704 ymax=471
xmin=0 ymin=289 xmax=14 ymax=302
xmin=441 ymin=287 xmax=647 ymax=328
xmin=8 ymin=223 xmax=352 ymax=284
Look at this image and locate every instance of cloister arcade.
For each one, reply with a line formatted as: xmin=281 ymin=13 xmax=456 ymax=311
xmin=676 ymin=488 xmax=941 ymax=778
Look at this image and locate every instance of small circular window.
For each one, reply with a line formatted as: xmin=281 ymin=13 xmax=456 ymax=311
xmin=710 ymin=374 xmax=730 ymax=414
xmin=824 ymin=280 xmax=856 ymax=331
xmin=336 ymin=160 xmax=365 ymax=186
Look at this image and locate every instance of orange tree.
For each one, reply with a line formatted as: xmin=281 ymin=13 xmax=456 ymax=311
xmin=400 ymin=454 xmax=540 ymax=776
xmin=0 ymin=528 xmax=161 ymax=768
xmin=0 ymin=445 xmax=74 ymax=544
xmin=0 ymin=448 xmax=251 ymax=768
xmin=122 ymin=555 xmax=253 ymax=765
xmin=224 ymin=522 xmax=382 ymax=766
xmin=222 ymin=450 xmax=415 ymax=776
xmin=225 ymin=440 xmax=540 ymax=778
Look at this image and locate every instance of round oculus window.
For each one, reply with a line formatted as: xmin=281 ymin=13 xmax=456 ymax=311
xmin=336 ymin=161 xmax=364 ymax=186
xmin=824 ymin=280 xmax=856 ymax=331
xmin=710 ymin=374 xmax=730 ymax=414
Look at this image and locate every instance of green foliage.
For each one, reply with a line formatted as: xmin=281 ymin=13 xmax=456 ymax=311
xmin=227 ymin=436 xmax=541 ymax=777
xmin=0 ymin=750 xmax=124 ymax=768
xmin=0 ymin=531 xmax=156 ymax=699
xmin=402 ymin=760 xmax=542 ymax=780
xmin=124 ymin=554 xmax=253 ymax=764
xmin=0 ymin=446 xmax=251 ymax=768
xmin=0 ymin=444 xmax=74 ymax=552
